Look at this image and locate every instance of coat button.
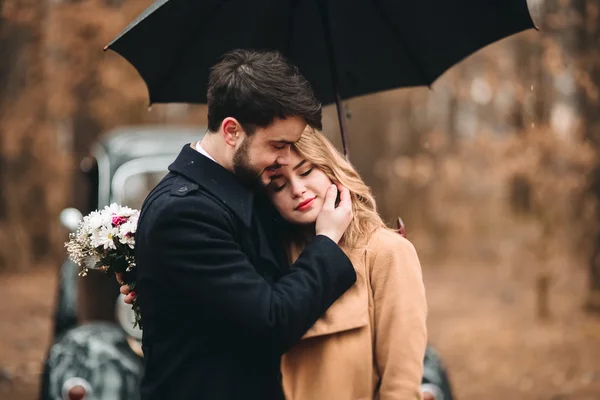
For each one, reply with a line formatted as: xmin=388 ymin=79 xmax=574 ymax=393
xmin=178 ymin=185 xmax=188 ymax=193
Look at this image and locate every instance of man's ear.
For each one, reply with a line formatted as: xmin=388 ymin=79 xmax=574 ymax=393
xmin=221 ymin=118 xmax=243 ymax=147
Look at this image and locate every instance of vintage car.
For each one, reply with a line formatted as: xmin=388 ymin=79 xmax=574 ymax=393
xmin=39 ymin=125 xmax=453 ymax=400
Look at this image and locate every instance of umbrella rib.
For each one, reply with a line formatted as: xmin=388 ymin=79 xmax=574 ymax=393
xmin=370 ymin=0 xmax=432 ymax=87
xmin=316 ymin=0 xmax=351 ymax=157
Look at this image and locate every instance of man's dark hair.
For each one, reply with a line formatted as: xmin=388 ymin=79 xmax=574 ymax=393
xmin=207 ymin=50 xmax=322 ymax=134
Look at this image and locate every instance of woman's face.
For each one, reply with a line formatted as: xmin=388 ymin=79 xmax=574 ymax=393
xmin=266 ymin=150 xmax=333 ymax=225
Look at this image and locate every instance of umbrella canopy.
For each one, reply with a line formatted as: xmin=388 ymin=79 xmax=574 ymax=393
xmin=106 ymin=0 xmax=536 ymax=155
xmin=108 ymin=0 xmax=535 ymax=105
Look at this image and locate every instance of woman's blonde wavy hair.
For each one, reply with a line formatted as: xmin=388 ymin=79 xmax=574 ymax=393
xmin=288 ymin=129 xmax=389 ymax=252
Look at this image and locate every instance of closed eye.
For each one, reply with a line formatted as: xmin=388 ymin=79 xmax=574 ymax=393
xmin=299 ymin=168 xmax=313 ymax=177
xmin=272 ymin=182 xmax=287 ymax=192
xmin=273 ymin=142 xmax=291 ymax=150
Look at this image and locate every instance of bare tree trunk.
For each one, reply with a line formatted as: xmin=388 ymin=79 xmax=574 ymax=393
xmin=579 ymin=3 xmax=600 ymax=309
xmin=572 ymin=0 xmax=600 ymax=311
xmin=0 ymin=0 xmax=59 ymax=270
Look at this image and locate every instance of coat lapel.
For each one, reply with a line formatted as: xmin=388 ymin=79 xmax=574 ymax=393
xmin=301 ymin=249 xmax=369 ymax=339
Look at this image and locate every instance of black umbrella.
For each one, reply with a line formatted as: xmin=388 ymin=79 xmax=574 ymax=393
xmin=106 ymin=0 xmax=536 ymax=156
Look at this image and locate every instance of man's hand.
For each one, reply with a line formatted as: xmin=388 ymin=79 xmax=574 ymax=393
xmin=315 ymin=184 xmax=352 ymax=244
xmin=115 ymin=273 xmax=136 ymax=304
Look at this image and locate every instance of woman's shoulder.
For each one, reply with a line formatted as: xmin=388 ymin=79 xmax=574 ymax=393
xmin=365 ymin=227 xmax=419 ymax=263
xmin=368 ymin=227 xmax=415 ymax=249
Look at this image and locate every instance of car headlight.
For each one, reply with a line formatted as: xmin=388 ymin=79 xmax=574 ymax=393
xmin=62 ymin=377 xmax=92 ymax=400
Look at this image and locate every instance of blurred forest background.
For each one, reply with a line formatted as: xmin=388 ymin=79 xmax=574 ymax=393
xmin=2 ymin=0 xmax=600 ymax=398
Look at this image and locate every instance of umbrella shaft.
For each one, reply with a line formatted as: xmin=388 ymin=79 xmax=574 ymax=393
xmin=334 ymin=94 xmax=350 ymax=159
xmin=317 ymin=0 xmax=350 ymax=158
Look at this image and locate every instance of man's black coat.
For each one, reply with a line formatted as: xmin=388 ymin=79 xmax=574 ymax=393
xmin=135 ymin=144 xmax=356 ymax=400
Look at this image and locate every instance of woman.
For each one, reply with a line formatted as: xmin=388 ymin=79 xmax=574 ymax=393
xmin=265 ymin=129 xmax=428 ymax=400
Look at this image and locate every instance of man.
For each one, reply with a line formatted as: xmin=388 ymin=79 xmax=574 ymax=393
xmin=130 ymin=50 xmax=356 ymax=400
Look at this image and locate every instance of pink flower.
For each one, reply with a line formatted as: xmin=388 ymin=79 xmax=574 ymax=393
xmin=112 ymin=215 xmax=129 ymax=227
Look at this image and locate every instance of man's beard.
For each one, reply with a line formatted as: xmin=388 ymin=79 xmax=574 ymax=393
xmin=232 ymin=137 xmax=262 ymax=186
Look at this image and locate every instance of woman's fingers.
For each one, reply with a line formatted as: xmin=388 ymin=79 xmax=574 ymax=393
xmin=124 ymin=292 xmax=136 ymax=305
xmin=336 ymin=184 xmax=351 ymax=209
xmin=120 ymin=284 xmax=130 ymax=295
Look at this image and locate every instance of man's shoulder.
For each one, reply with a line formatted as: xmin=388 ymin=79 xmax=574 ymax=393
xmin=139 ymin=173 xmax=230 ymax=230
xmin=144 ymin=173 xmax=221 ymax=209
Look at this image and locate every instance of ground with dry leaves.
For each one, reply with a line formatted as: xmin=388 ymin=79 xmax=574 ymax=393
xmin=1 ymin=259 xmax=600 ymax=400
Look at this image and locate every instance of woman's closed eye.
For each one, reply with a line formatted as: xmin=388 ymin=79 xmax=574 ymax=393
xmin=269 ymin=166 xmax=313 ymax=193
xmin=269 ymin=178 xmax=288 ymax=192
xmin=299 ymin=168 xmax=313 ymax=177
xmin=272 ymin=182 xmax=287 ymax=192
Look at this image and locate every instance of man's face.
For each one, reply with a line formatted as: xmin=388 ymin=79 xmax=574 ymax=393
xmin=232 ymin=116 xmax=307 ymax=186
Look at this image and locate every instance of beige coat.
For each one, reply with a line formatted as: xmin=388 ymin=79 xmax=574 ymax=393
xmin=281 ymin=228 xmax=428 ymax=400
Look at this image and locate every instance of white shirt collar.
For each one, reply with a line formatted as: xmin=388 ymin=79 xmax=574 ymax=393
xmin=195 ymin=141 xmax=217 ymax=163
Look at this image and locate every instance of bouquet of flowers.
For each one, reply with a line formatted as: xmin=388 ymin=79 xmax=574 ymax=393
xmin=65 ymin=203 xmax=142 ymax=328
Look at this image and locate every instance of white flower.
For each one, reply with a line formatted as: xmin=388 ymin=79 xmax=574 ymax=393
xmin=120 ymin=235 xmax=135 ymax=249
xmin=84 ymin=211 xmax=104 ymax=233
xmin=105 ymin=203 xmax=120 ymax=215
xmin=117 ymin=206 xmax=137 ymax=218
xmin=118 ymin=220 xmax=137 ymax=249
xmin=91 ymin=225 xmax=119 ymax=250
xmin=129 ymin=214 xmax=139 ymax=229
xmin=119 ymin=220 xmax=137 ymax=236
xmin=101 ymin=209 xmax=115 ymax=228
